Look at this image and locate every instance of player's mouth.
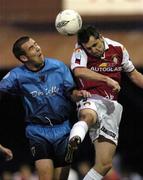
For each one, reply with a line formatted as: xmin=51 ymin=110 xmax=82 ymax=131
xmin=92 ymin=51 xmax=102 ymax=56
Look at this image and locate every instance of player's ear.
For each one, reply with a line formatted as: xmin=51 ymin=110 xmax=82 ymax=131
xmin=20 ymin=55 xmax=28 ymax=62
xmin=99 ymin=34 xmax=104 ymax=41
xmin=99 ymin=34 xmax=102 ymax=38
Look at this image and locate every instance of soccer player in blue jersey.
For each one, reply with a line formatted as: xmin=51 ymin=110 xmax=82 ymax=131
xmin=0 ymin=36 xmax=91 ymax=180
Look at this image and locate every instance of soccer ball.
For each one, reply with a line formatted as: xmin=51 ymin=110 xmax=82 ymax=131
xmin=55 ymin=9 xmax=82 ymax=36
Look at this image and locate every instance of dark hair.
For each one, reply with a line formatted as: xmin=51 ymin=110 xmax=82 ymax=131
xmin=77 ymin=25 xmax=100 ymax=44
xmin=12 ymin=36 xmax=30 ymax=60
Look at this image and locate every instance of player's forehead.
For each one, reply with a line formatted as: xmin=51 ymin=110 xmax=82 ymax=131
xmin=21 ymin=38 xmax=36 ymax=50
xmin=84 ymin=35 xmax=99 ymax=48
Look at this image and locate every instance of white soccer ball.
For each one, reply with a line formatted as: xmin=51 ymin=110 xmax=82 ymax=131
xmin=55 ymin=9 xmax=82 ymax=36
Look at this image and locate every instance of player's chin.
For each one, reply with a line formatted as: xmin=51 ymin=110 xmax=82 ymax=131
xmin=93 ymin=53 xmax=102 ymax=58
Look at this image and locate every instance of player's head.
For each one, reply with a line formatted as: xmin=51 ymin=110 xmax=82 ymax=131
xmin=12 ymin=36 xmax=30 ymax=61
xmin=77 ymin=25 xmax=100 ymax=44
xmin=77 ymin=25 xmax=105 ymax=57
xmin=12 ymin=36 xmax=44 ymax=68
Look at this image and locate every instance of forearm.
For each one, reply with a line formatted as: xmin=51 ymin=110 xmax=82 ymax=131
xmin=128 ymin=69 xmax=143 ymax=89
xmin=0 ymin=144 xmax=3 ymax=151
xmin=74 ymin=67 xmax=110 ymax=83
xmin=73 ymin=67 xmax=120 ymax=92
xmin=0 ymin=144 xmax=5 ymax=152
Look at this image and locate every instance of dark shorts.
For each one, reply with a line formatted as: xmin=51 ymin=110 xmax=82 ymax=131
xmin=25 ymin=120 xmax=71 ymax=167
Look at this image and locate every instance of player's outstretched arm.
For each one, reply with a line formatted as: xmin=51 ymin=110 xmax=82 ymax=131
xmin=128 ymin=69 xmax=143 ymax=89
xmin=0 ymin=144 xmax=13 ymax=161
xmin=74 ymin=67 xmax=121 ymax=93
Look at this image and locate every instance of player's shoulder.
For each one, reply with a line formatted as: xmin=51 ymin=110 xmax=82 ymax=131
xmin=2 ymin=65 xmax=24 ymax=80
xmin=104 ymin=37 xmax=123 ymax=48
xmin=73 ymin=43 xmax=84 ymax=53
xmin=8 ymin=65 xmax=25 ymax=75
xmin=73 ymin=43 xmax=87 ymax=57
xmin=44 ymin=57 xmax=67 ymax=68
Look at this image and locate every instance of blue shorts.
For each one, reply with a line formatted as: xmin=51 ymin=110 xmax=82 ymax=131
xmin=25 ymin=120 xmax=71 ymax=167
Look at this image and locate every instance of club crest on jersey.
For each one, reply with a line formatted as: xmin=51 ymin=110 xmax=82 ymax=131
xmin=111 ymin=54 xmax=118 ymax=64
xmin=74 ymin=48 xmax=81 ymax=64
xmin=75 ymin=59 xmax=81 ymax=64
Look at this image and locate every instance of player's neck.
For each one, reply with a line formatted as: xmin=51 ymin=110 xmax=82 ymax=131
xmin=25 ymin=61 xmax=45 ymax=72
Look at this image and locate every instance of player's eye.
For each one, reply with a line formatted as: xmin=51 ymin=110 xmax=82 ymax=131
xmin=34 ymin=42 xmax=38 ymax=46
xmin=29 ymin=46 xmax=35 ymax=50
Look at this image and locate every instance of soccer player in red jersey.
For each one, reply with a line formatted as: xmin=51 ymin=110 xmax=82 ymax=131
xmin=66 ymin=25 xmax=143 ymax=179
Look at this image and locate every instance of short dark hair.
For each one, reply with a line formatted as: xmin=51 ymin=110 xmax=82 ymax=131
xmin=12 ymin=36 xmax=30 ymax=60
xmin=77 ymin=25 xmax=100 ymax=44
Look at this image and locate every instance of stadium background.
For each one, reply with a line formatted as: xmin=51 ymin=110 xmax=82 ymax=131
xmin=0 ymin=0 xmax=143 ymax=178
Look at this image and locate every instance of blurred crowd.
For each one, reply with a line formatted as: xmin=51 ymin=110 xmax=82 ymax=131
xmin=1 ymin=155 xmax=143 ymax=180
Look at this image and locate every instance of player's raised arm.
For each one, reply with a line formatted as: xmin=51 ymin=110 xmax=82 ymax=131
xmin=127 ymin=69 xmax=143 ymax=89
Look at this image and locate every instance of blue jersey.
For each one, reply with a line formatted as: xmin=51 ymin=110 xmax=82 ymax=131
xmin=0 ymin=58 xmax=76 ymax=123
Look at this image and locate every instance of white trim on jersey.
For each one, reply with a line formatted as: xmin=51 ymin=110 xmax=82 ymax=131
xmin=71 ymin=44 xmax=87 ymax=70
xmin=104 ymin=37 xmax=135 ymax=73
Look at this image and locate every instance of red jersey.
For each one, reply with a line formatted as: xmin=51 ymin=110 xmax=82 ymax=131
xmin=71 ymin=37 xmax=135 ymax=100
